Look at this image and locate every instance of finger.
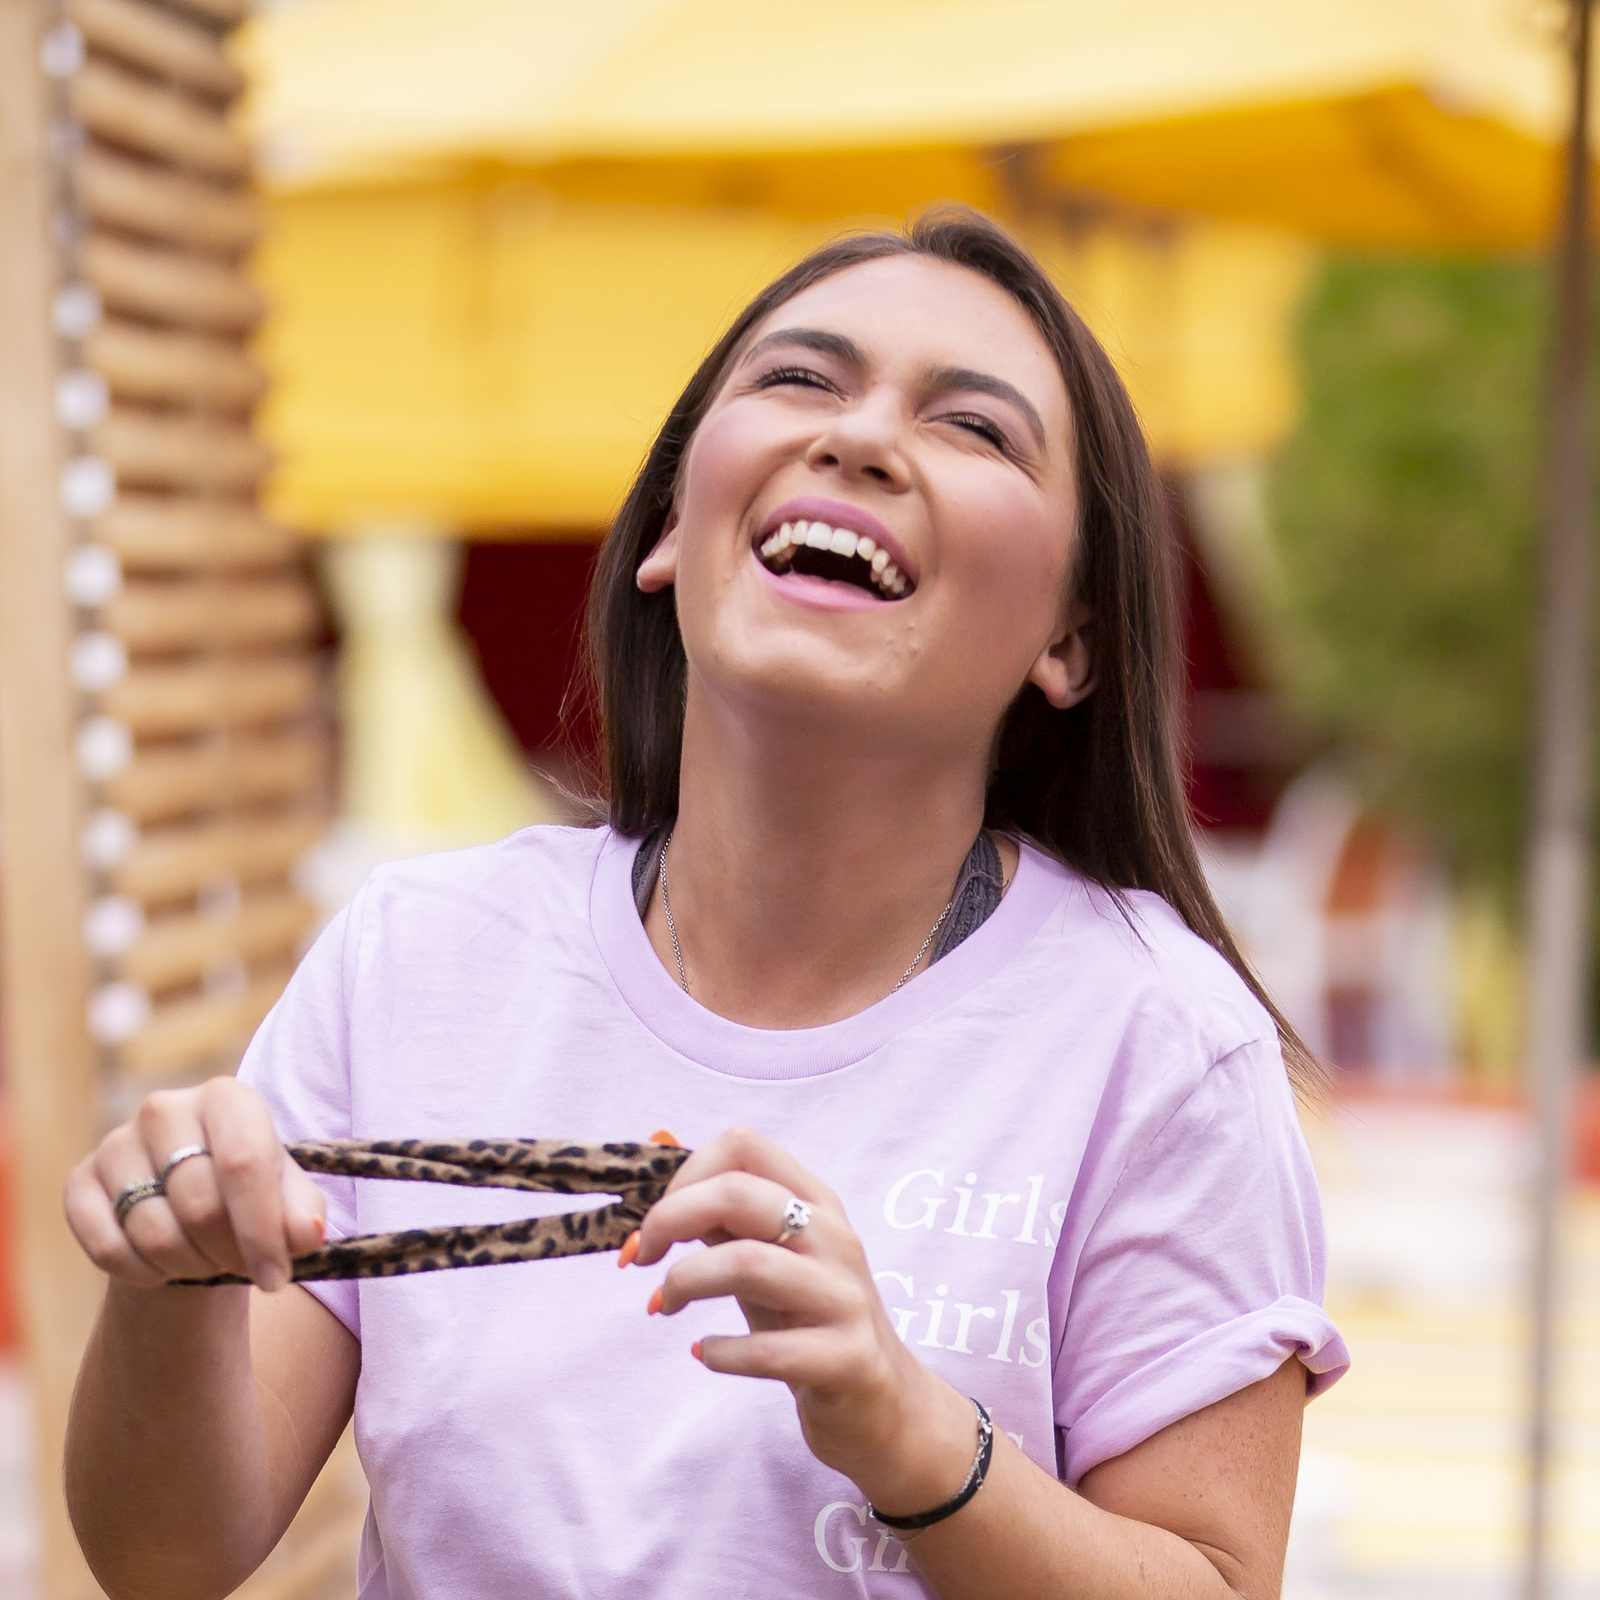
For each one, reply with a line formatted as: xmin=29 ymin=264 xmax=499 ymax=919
xmin=635 ymin=1169 xmax=830 ymax=1267
xmin=64 ymin=1155 xmax=169 ymax=1289
xmin=658 ymin=1125 xmax=831 ymax=1208
xmin=695 ymin=1326 xmax=863 ymax=1388
xmin=91 ymin=1124 xmax=209 ymax=1285
xmin=198 ymin=1079 xmax=297 ymax=1291
xmin=280 ymin=1156 xmax=328 ymax=1257
xmin=267 ymin=1124 xmax=327 ymax=1256
xmin=132 ymin=1090 xmax=235 ymax=1277
xmin=654 ymin=1237 xmax=850 ymax=1321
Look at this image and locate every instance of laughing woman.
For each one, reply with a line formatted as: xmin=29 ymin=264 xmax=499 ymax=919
xmin=65 ymin=208 xmax=1349 ymax=1600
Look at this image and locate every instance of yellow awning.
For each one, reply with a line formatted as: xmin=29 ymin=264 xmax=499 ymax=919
xmin=239 ymin=0 xmax=1585 ymax=531
xmin=253 ymin=189 xmax=1310 ymax=531
xmin=240 ymin=0 xmax=1592 ymax=249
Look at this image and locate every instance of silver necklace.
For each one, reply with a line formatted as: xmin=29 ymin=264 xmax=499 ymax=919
xmin=656 ymin=829 xmax=956 ymax=998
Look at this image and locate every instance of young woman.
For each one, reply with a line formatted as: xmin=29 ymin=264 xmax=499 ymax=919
xmin=65 ymin=208 xmax=1349 ymax=1600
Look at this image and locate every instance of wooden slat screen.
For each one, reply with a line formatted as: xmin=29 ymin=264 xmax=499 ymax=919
xmin=48 ymin=2 xmax=331 ymax=1089
xmin=0 ymin=3 xmax=364 ymax=1595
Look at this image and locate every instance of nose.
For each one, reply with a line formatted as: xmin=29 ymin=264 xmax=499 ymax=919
xmin=802 ymin=392 xmax=910 ymax=491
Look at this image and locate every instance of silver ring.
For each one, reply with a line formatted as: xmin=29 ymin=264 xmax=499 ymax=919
xmin=159 ymin=1144 xmax=211 ymax=1185
xmin=771 ymin=1196 xmax=812 ymax=1246
xmin=113 ymin=1177 xmax=164 ymax=1227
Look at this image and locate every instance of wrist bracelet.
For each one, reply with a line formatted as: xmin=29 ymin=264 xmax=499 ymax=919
xmin=867 ymin=1397 xmax=994 ymax=1537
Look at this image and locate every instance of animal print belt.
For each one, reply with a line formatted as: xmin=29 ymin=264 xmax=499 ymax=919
xmin=170 ymin=1135 xmax=690 ymax=1287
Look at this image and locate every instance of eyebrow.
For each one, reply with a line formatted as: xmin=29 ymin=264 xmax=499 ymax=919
xmin=739 ymin=326 xmax=1048 ymax=453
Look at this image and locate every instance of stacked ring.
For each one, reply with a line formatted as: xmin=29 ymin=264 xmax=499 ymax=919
xmin=114 ymin=1145 xmax=212 ymax=1229
xmin=113 ymin=1178 xmax=164 ymax=1226
xmin=159 ymin=1144 xmax=211 ymax=1184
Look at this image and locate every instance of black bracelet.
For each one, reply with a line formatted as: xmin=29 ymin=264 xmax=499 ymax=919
xmin=867 ymin=1397 xmax=994 ymax=1533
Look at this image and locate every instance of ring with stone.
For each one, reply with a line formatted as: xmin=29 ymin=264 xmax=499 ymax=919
xmin=159 ymin=1144 xmax=212 ymax=1185
xmin=771 ymin=1196 xmax=812 ymax=1246
xmin=114 ymin=1177 xmax=165 ymax=1227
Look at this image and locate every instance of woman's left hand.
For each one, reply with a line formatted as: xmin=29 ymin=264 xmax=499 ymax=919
xmin=630 ymin=1125 xmax=960 ymax=1497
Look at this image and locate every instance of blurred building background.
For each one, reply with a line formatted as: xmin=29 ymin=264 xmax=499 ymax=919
xmin=1 ymin=1 xmax=1598 ymax=1596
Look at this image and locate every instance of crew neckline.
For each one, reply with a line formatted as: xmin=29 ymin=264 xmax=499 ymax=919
xmin=588 ymin=825 xmax=1070 ymax=1079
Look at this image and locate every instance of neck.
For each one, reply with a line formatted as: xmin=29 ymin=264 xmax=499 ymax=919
xmin=641 ymin=692 xmax=1015 ymax=1029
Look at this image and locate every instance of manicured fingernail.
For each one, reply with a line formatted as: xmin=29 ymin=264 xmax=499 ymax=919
xmin=646 ymin=1285 xmax=664 ymax=1316
xmin=690 ymin=1340 xmax=703 ymax=1362
xmin=649 ymin=1128 xmax=680 ymax=1147
xmin=312 ymin=1217 xmax=326 ymax=1246
xmin=618 ymin=1231 xmax=640 ymax=1269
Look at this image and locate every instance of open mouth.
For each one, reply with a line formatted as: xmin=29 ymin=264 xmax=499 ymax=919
xmin=753 ymin=518 xmax=914 ymax=602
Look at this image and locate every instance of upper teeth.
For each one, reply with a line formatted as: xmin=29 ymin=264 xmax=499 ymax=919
xmin=757 ymin=520 xmax=908 ymax=597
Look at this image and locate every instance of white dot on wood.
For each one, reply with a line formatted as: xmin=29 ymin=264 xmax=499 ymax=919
xmin=88 ymin=983 xmax=151 ymax=1045
xmin=83 ymin=897 xmax=145 ymax=957
xmin=38 ymin=22 xmax=84 ymax=78
xmin=71 ymin=631 xmax=127 ymax=691
xmin=52 ymin=283 xmax=101 ymax=339
xmin=76 ymin=717 xmax=132 ymax=780
xmin=81 ymin=809 xmax=137 ymax=869
xmin=64 ymin=544 xmax=121 ymax=605
xmin=60 ymin=459 xmax=115 ymax=519
xmin=56 ymin=370 xmax=108 ymax=430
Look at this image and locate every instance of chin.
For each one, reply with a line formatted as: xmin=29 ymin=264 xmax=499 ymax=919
xmin=697 ymin=649 xmax=878 ymax=725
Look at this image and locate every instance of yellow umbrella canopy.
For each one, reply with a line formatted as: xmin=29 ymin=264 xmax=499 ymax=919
xmin=240 ymin=0 xmax=1591 ymax=531
xmin=252 ymin=189 xmax=1311 ymax=532
xmin=241 ymin=0 xmax=1592 ymax=248
xmin=241 ymin=1 xmax=1311 ymax=860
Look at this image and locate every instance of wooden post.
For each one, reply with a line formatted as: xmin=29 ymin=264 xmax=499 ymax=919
xmin=0 ymin=6 xmax=106 ymax=1595
xmin=1521 ymin=4 xmax=1594 ymax=1597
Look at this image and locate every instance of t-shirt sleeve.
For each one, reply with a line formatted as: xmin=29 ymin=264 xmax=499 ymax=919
xmin=233 ymin=879 xmax=369 ymax=1342
xmin=1053 ymin=1032 xmax=1350 ymax=1490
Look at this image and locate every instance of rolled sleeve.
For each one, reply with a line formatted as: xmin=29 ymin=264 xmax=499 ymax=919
xmin=1054 ymin=1035 xmax=1350 ymax=1489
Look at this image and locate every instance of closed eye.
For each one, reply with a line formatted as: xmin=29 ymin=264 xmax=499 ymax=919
xmin=946 ymin=412 xmax=1009 ymax=449
xmin=755 ymin=364 xmax=836 ymax=393
xmin=755 ymin=366 xmax=1012 ymax=453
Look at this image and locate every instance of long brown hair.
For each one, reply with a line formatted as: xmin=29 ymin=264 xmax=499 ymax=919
xmin=564 ymin=205 xmax=1331 ymax=1114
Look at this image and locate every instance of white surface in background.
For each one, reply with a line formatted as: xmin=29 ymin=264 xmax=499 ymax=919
xmin=1312 ymin=1098 xmax=1539 ymax=1307
xmin=0 ymin=1360 xmax=37 ymax=1600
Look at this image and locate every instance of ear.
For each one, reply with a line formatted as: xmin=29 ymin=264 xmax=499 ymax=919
xmin=1024 ymin=596 xmax=1094 ymax=709
xmin=635 ymin=509 xmax=681 ymax=594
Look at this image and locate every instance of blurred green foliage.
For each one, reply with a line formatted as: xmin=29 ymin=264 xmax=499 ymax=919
xmin=1264 ymin=254 xmax=1586 ymax=931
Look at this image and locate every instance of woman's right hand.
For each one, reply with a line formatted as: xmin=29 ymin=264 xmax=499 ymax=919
xmin=63 ymin=1076 xmax=327 ymax=1293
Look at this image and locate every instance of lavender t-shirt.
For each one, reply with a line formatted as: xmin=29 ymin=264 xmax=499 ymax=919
xmin=237 ymin=823 xmax=1349 ymax=1599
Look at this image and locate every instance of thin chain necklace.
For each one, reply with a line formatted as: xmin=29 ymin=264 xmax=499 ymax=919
xmin=656 ymin=830 xmax=957 ymax=999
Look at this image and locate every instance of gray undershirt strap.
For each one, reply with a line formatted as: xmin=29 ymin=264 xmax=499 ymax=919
xmin=630 ymin=826 xmax=1005 ymax=967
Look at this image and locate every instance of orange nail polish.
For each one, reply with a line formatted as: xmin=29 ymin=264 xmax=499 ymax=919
xmin=649 ymin=1128 xmax=680 ymax=1148
xmin=646 ymin=1285 xmax=664 ymax=1316
xmin=618 ymin=1231 xmax=640 ymax=1269
xmin=690 ymin=1340 xmax=703 ymax=1362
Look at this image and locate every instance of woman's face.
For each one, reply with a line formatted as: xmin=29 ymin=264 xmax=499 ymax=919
xmin=637 ymin=254 xmax=1093 ymax=761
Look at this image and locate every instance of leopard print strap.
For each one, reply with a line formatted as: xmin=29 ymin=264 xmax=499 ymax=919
xmin=168 ymin=1137 xmax=692 ymax=1288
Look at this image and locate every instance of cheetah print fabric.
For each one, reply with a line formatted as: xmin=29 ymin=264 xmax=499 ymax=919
xmin=169 ymin=1137 xmax=692 ymax=1287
